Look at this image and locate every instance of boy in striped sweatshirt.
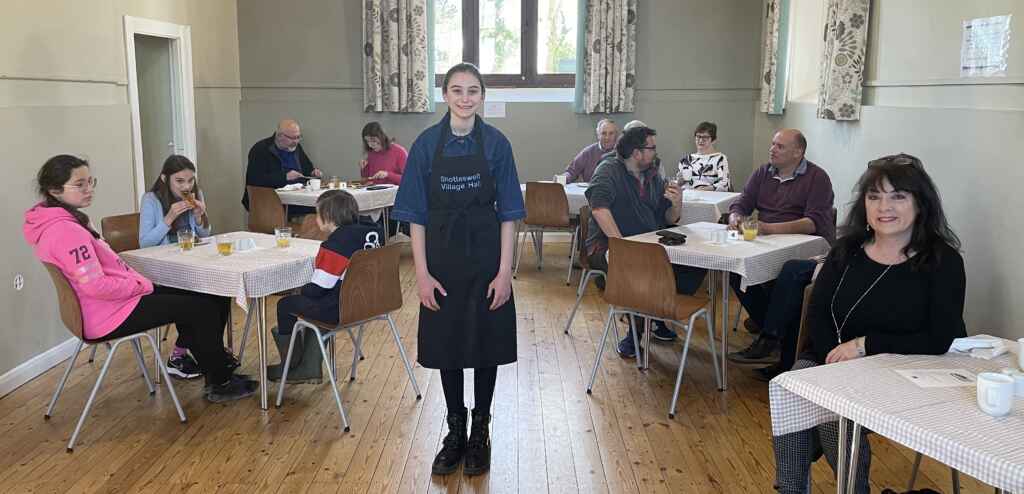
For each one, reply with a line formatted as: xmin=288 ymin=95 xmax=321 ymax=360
xmin=268 ymin=190 xmax=384 ymax=383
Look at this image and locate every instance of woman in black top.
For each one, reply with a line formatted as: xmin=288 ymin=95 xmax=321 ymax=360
xmin=773 ymin=154 xmax=966 ymax=494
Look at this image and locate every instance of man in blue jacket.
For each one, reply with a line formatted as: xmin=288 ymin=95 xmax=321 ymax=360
xmin=241 ymin=119 xmax=322 ymax=212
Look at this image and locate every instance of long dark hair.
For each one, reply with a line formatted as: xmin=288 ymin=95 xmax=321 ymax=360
xmin=150 ymin=155 xmax=207 ymax=225
xmin=833 ymin=153 xmax=960 ymax=271
xmin=36 ymin=154 xmax=100 ymax=239
xmin=361 ymin=122 xmax=392 ymax=153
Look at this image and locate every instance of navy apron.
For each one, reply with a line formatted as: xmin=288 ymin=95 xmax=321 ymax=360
xmin=417 ymin=115 xmax=517 ymax=369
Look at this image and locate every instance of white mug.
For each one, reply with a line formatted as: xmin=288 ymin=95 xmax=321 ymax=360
xmin=307 ymin=178 xmax=321 ymax=190
xmin=553 ymin=174 xmax=567 ymax=185
xmin=977 ymin=372 xmax=1015 ymax=416
xmin=1017 ymin=338 xmax=1024 ymax=371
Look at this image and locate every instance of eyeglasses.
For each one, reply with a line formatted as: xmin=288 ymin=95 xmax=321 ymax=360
xmin=694 ymin=134 xmax=713 ymax=141
xmin=64 ymin=177 xmax=98 ymax=191
xmin=868 ymin=153 xmax=923 ymax=170
xmin=640 ymin=146 xmax=657 ymax=151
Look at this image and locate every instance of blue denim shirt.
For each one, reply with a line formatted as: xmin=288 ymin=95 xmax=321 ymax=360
xmin=392 ymin=114 xmax=526 ymax=226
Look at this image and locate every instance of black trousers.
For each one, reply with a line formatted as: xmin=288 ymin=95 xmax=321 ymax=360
xmin=276 ymin=294 xmax=338 ymax=335
xmin=440 ymin=367 xmax=498 ymax=414
xmin=103 ymin=286 xmax=231 ymax=385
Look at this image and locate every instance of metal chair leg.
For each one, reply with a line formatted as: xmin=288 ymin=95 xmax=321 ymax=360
xmin=87 ymin=345 xmax=98 ymax=363
xmin=45 ymin=339 xmax=85 ymax=419
xmin=629 ymin=315 xmax=642 ymax=371
xmin=534 ymin=231 xmax=544 ymax=270
xmin=130 ymin=339 xmax=155 ymax=395
xmin=704 ymin=310 xmax=722 ymax=390
xmin=387 ymin=315 xmax=421 ymax=399
xmin=153 ymin=327 xmax=163 ymax=384
xmin=668 ymin=313 xmax=697 ymax=419
xmin=564 ymin=269 xmax=597 ymax=335
xmin=587 ymin=307 xmax=617 ymax=392
xmin=908 ymin=452 xmax=923 ymax=491
xmin=346 ymin=327 xmax=359 ymax=382
xmin=226 ymin=308 xmax=234 ymax=353
xmin=311 ymin=326 xmax=351 ymax=432
xmin=565 ymin=225 xmax=579 ymax=286
xmin=140 ymin=332 xmax=186 ymax=423
xmin=732 ymin=301 xmax=742 ymax=332
xmin=951 ymin=468 xmax=961 ymax=494
xmin=513 ymin=223 xmax=526 ymax=278
xmin=275 ymin=323 xmax=304 ymax=407
xmin=236 ymin=303 xmax=256 ymax=363
xmin=68 ymin=339 xmax=126 ymax=451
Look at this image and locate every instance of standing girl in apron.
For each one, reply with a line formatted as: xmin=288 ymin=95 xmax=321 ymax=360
xmin=392 ymin=63 xmax=525 ymax=476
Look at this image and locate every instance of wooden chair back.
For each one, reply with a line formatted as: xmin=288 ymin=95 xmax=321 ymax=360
xmin=604 ymin=237 xmax=682 ymax=321
xmin=101 ymin=213 xmax=141 ymax=253
xmin=338 ymin=244 xmax=402 ymax=327
xmin=42 ymin=262 xmax=84 ymax=340
xmin=523 ymin=182 xmax=571 ymax=227
xmin=295 ymin=214 xmax=328 ymax=241
xmin=794 ymin=283 xmax=815 ymax=355
xmin=247 ymin=186 xmax=286 ymax=234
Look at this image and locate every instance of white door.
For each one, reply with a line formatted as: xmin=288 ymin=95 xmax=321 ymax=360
xmin=133 ymin=34 xmax=177 ymax=190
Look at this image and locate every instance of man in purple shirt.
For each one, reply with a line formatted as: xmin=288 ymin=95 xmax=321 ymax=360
xmin=726 ymin=129 xmax=835 ymax=381
xmin=565 ymin=119 xmax=618 ymax=183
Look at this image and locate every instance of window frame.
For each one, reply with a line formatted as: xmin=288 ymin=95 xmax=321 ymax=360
xmin=434 ymin=0 xmax=576 ymax=88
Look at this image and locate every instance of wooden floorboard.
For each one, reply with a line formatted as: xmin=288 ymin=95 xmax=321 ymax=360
xmin=0 ymin=242 xmax=995 ymax=493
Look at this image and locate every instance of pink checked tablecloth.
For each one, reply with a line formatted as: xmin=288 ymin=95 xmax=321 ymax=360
xmin=119 ymin=233 xmax=320 ymax=309
xmin=770 ymin=352 xmax=1024 ymax=492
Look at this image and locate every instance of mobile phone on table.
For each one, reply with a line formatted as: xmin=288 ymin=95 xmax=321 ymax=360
xmin=655 ymin=230 xmax=687 ymax=244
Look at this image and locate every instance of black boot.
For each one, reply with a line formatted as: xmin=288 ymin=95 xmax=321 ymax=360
xmin=432 ymin=408 xmax=467 ymax=475
xmin=463 ymin=408 xmax=491 ymax=476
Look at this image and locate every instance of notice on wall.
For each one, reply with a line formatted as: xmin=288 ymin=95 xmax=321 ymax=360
xmin=483 ymin=101 xmax=506 ymax=118
xmin=961 ymin=15 xmax=1012 ymax=78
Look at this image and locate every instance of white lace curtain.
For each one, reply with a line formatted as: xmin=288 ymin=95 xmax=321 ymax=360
xmin=363 ymin=0 xmax=432 ymax=113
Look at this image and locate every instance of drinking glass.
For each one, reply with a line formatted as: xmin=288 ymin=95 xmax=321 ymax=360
xmin=177 ymin=228 xmax=195 ymax=251
xmin=216 ymin=235 xmax=234 ymax=256
xmin=741 ymin=217 xmax=758 ymax=241
xmin=275 ymin=227 xmax=292 ymax=248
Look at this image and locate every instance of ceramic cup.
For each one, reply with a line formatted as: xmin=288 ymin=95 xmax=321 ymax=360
xmin=307 ymin=178 xmax=321 ymax=190
xmin=977 ymin=372 xmax=1015 ymax=416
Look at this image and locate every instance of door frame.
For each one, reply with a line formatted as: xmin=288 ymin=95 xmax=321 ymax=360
xmin=123 ymin=16 xmax=198 ymax=204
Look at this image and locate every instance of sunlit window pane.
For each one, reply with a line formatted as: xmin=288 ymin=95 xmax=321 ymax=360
xmin=434 ymin=0 xmax=463 ymax=74
xmin=537 ymin=0 xmax=577 ymax=74
xmin=479 ymin=0 xmax=521 ymax=74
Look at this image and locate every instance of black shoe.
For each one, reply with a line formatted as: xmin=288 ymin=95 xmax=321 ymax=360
xmin=752 ymin=363 xmax=786 ymax=382
xmin=205 ymin=374 xmax=258 ymax=403
xmin=203 ymin=373 xmax=255 ymax=394
xmin=463 ymin=409 xmax=491 ymax=476
xmin=223 ymin=348 xmax=241 ymax=372
xmin=615 ymin=334 xmax=642 ymax=359
xmin=595 ymin=276 xmax=606 ymax=291
xmin=651 ymin=321 xmax=678 ymax=342
xmin=167 ymin=354 xmax=202 ymax=380
xmin=432 ymin=408 xmax=467 ymax=475
xmin=726 ymin=335 xmax=780 ymax=364
xmin=743 ymin=318 xmax=761 ymax=334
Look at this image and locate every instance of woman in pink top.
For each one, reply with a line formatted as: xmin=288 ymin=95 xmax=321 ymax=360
xmin=359 ymin=122 xmax=407 ymax=186
xmin=23 ymin=155 xmax=256 ymax=403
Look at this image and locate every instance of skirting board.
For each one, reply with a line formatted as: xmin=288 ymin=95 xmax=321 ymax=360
xmin=0 ymin=337 xmax=78 ymax=398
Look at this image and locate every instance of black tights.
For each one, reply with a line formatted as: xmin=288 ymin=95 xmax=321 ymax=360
xmin=439 ymin=367 xmax=497 ymax=413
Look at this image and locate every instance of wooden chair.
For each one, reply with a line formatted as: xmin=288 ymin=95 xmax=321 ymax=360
xmin=585 ymin=237 xmax=722 ymax=419
xmin=514 ymin=181 xmax=579 ymax=285
xmin=40 ymin=262 xmax=185 ymax=451
xmin=275 ymin=244 xmax=420 ymax=432
xmin=100 ymin=213 xmax=141 ymax=253
xmin=564 ymin=206 xmax=607 ymax=335
xmin=246 ymin=185 xmax=287 ymax=234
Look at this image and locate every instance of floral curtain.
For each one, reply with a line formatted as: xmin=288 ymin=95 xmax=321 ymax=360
xmin=574 ymin=0 xmax=637 ymax=114
xmin=816 ymin=0 xmax=870 ymax=121
xmin=759 ymin=0 xmax=791 ymax=115
xmin=363 ymin=0 xmax=432 ymax=113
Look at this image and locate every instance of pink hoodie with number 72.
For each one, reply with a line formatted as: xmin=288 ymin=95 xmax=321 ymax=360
xmin=23 ymin=203 xmax=153 ymax=340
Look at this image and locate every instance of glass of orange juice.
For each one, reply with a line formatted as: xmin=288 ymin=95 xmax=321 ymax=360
xmin=741 ymin=217 xmax=758 ymax=241
xmin=275 ymin=227 xmax=292 ymax=248
xmin=216 ymin=235 xmax=234 ymax=256
xmin=177 ymin=228 xmax=195 ymax=251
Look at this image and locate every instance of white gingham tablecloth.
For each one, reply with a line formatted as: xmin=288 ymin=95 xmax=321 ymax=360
xmin=120 ymin=233 xmax=320 ymax=310
xmin=769 ymin=352 xmax=1024 ymax=492
xmin=276 ymin=185 xmax=398 ymax=211
xmin=520 ymin=183 xmax=739 ymax=224
xmin=627 ymin=223 xmax=830 ymax=289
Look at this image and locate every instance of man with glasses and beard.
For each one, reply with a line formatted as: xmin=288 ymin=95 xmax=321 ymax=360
xmin=241 ymin=119 xmax=323 ymax=215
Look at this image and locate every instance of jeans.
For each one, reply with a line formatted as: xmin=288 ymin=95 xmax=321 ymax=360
xmin=730 ymin=259 xmax=816 ymax=369
xmin=276 ymin=294 xmax=338 ymax=335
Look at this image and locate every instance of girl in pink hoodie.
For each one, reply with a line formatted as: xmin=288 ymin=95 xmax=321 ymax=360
xmin=24 ymin=155 xmax=256 ymax=403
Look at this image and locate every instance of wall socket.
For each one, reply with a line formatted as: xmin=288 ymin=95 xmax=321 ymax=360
xmin=14 ymin=274 xmax=24 ymax=291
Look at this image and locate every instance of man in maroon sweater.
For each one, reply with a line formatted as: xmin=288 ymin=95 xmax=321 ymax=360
xmin=726 ymin=129 xmax=835 ymax=380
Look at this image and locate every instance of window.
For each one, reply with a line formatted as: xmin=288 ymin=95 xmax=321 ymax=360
xmin=434 ymin=0 xmax=577 ymax=88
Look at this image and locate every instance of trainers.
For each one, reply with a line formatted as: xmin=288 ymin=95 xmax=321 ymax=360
xmin=743 ymin=318 xmax=761 ymax=334
xmin=615 ymin=334 xmax=643 ymax=359
xmin=223 ymin=348 xmax=241 ymax=372
xmin=205 ymin=374 xmax=258 ymax=403
xmin=651 ymin=321 xmax=678 ymax=342
xmin=752 ymin=364 xmax=786 ymax=382
xmin=167 ymin=354 xmax=202 ymax=379
xmin=727 ymin=335 xmax=780 ymax=364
